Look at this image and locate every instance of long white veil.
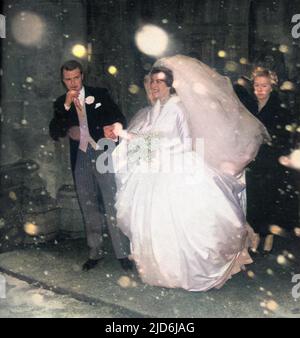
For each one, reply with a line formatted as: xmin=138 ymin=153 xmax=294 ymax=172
xmin=154 ymin=55 xmax=270 ymax=176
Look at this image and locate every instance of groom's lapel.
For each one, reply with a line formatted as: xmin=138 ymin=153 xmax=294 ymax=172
xmin=84 ymin=87 xmax=93 ymax=116
xmin=84 ymin=87 xmax=95 ymax=115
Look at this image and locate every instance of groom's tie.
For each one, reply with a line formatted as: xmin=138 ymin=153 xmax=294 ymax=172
xmin=77 ymin=93 xmax=90 ymax=152
xmin=76 ymin=93 xmax=98 ymax=152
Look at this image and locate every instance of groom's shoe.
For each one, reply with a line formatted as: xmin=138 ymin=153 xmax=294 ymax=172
xmin=119 ymin=257 xmax=133 ymax=271
xmin=82 ymin=258 xmax=102 ymax=271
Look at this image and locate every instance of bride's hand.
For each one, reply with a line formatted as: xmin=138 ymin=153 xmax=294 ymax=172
xmin=112 ymin=122 xmax=133 ymax=140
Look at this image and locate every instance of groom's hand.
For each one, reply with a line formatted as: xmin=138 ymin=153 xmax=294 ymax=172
xmin=104 ymin=124 xmax=117 ymax=140
xmin=65 ymin=90 xmax=79 ymax=109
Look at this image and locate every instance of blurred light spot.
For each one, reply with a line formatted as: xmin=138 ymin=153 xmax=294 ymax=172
xmin=26 ymin=77 xmax=34 ymax=83
xmin=211 ymin=40 xmax=217 ymax=45
xmin=9 ymin=191 xmax=17 ymax=201
xmin=24 ymin=222 xmax=39 ymax=236
xmin=117 ymin=276 xmax=133 ymax=288
xmin=108 ymin=65 xmax=118 ymax=76
xmin=247 ymin=271 xmax=255 ymax=278
xmin=266 ymin=269 xmax=274 ymax=276
xmin=280 ymin=81 xmax=295 ymax=91
xmin=12 ymin=11 xmax=45 ymax=46
xmin=239 ymin=57 xmax=248 ymax=65
xmin=218 ymin=50 xmax=227 ymax=58
xmin=225 ymin=61 xmax=238 ymax=72
xmin=72 ymin=44 xmax=87 ymax=58
xmin=237 ymin=78 xmax=247 ymax=87
xmin=128 ymin=84 xmax=140 ymax=95
xmin=288 ymin=253 xmax=295 ymax=260
xmin=266 ymin=300 xmax=279 ymax=312
xmin=277 ymin=255 xmax=287 ymax=265
xmin=162 ymin=19 xmax=168 ymax=24
xmin=0 ymin=219 xmax=5 ymax=230
xmin=135 ymin=24 xmax=169 ymax=57
xmin=279 ymin=45 xmax=289 ymax=53
xmin=269 ymin=225 xmax=284 ymax=236
xmin=283 ymin=250 xmax=289 ymax=257
xmin=294 ymin=227 xmax=300 ymax=237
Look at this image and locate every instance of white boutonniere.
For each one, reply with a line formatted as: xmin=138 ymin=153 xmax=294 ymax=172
xmin=95 ymin=102 xmax=102 ymax=109
xmin=85 ymin=96 xmax=95 ymax=105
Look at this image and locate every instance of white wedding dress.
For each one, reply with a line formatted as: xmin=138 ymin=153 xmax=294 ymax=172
xmin=113 ymin=96 xmax=258 ymax=291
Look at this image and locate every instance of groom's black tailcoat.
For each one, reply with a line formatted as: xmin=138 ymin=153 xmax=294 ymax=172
xmin=49 ymin=86 xmax=126 ymax=172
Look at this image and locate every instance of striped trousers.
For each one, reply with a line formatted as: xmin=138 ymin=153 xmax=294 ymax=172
xmin=74 ymin=145 xmax=130 ymax=260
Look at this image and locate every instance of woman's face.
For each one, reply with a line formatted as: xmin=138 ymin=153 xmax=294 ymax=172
xmin=150 ymin=72 xmax=170 ymax=102
xmin=253 ymin=76 xmax=272 ymax=101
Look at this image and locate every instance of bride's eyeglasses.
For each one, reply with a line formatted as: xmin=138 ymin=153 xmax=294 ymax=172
xmin=150 ymin=79 xmax=166 ymax=85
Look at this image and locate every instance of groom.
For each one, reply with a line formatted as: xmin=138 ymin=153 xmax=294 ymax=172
xmin=49 ymin=60 xmax=132 ymax=271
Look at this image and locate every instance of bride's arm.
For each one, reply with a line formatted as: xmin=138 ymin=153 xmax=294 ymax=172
xmin=176 ymin=105 xmax=192 ymax=151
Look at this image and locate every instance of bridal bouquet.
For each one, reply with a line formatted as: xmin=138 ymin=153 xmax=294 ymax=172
xmin=127 ymin=132 xmax=162 ymax=166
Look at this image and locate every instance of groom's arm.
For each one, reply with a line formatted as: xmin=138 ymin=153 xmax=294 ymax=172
xmin=49 ymin=96 xmax=75 ymax=141
xmin=97 ymin=88 xmax=127 ymax=139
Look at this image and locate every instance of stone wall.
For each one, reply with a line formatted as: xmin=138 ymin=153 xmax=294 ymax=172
xmin=1 ymin=0 xmax=88 ymax=196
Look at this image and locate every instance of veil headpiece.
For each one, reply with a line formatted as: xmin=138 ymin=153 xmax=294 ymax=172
xmin=154 ymin=55 xmax=270 ymax=175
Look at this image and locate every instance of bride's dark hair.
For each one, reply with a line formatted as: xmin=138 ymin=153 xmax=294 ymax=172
xmin=150 ymin=66 xmax=176 ymax=94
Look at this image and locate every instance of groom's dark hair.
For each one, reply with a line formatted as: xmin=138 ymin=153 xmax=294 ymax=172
xmin=150 ymin=66 xmax=176 ymax=94
xmin=60 ymin=60 xmax=83 ymax=79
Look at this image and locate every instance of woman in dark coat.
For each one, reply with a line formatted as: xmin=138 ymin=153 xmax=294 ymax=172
xmin=239 ymin=68 xmax=299 ymax=253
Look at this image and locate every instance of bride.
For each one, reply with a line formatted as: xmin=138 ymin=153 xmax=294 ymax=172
xmin=111 ymin=55 xmax=269 ymax=291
